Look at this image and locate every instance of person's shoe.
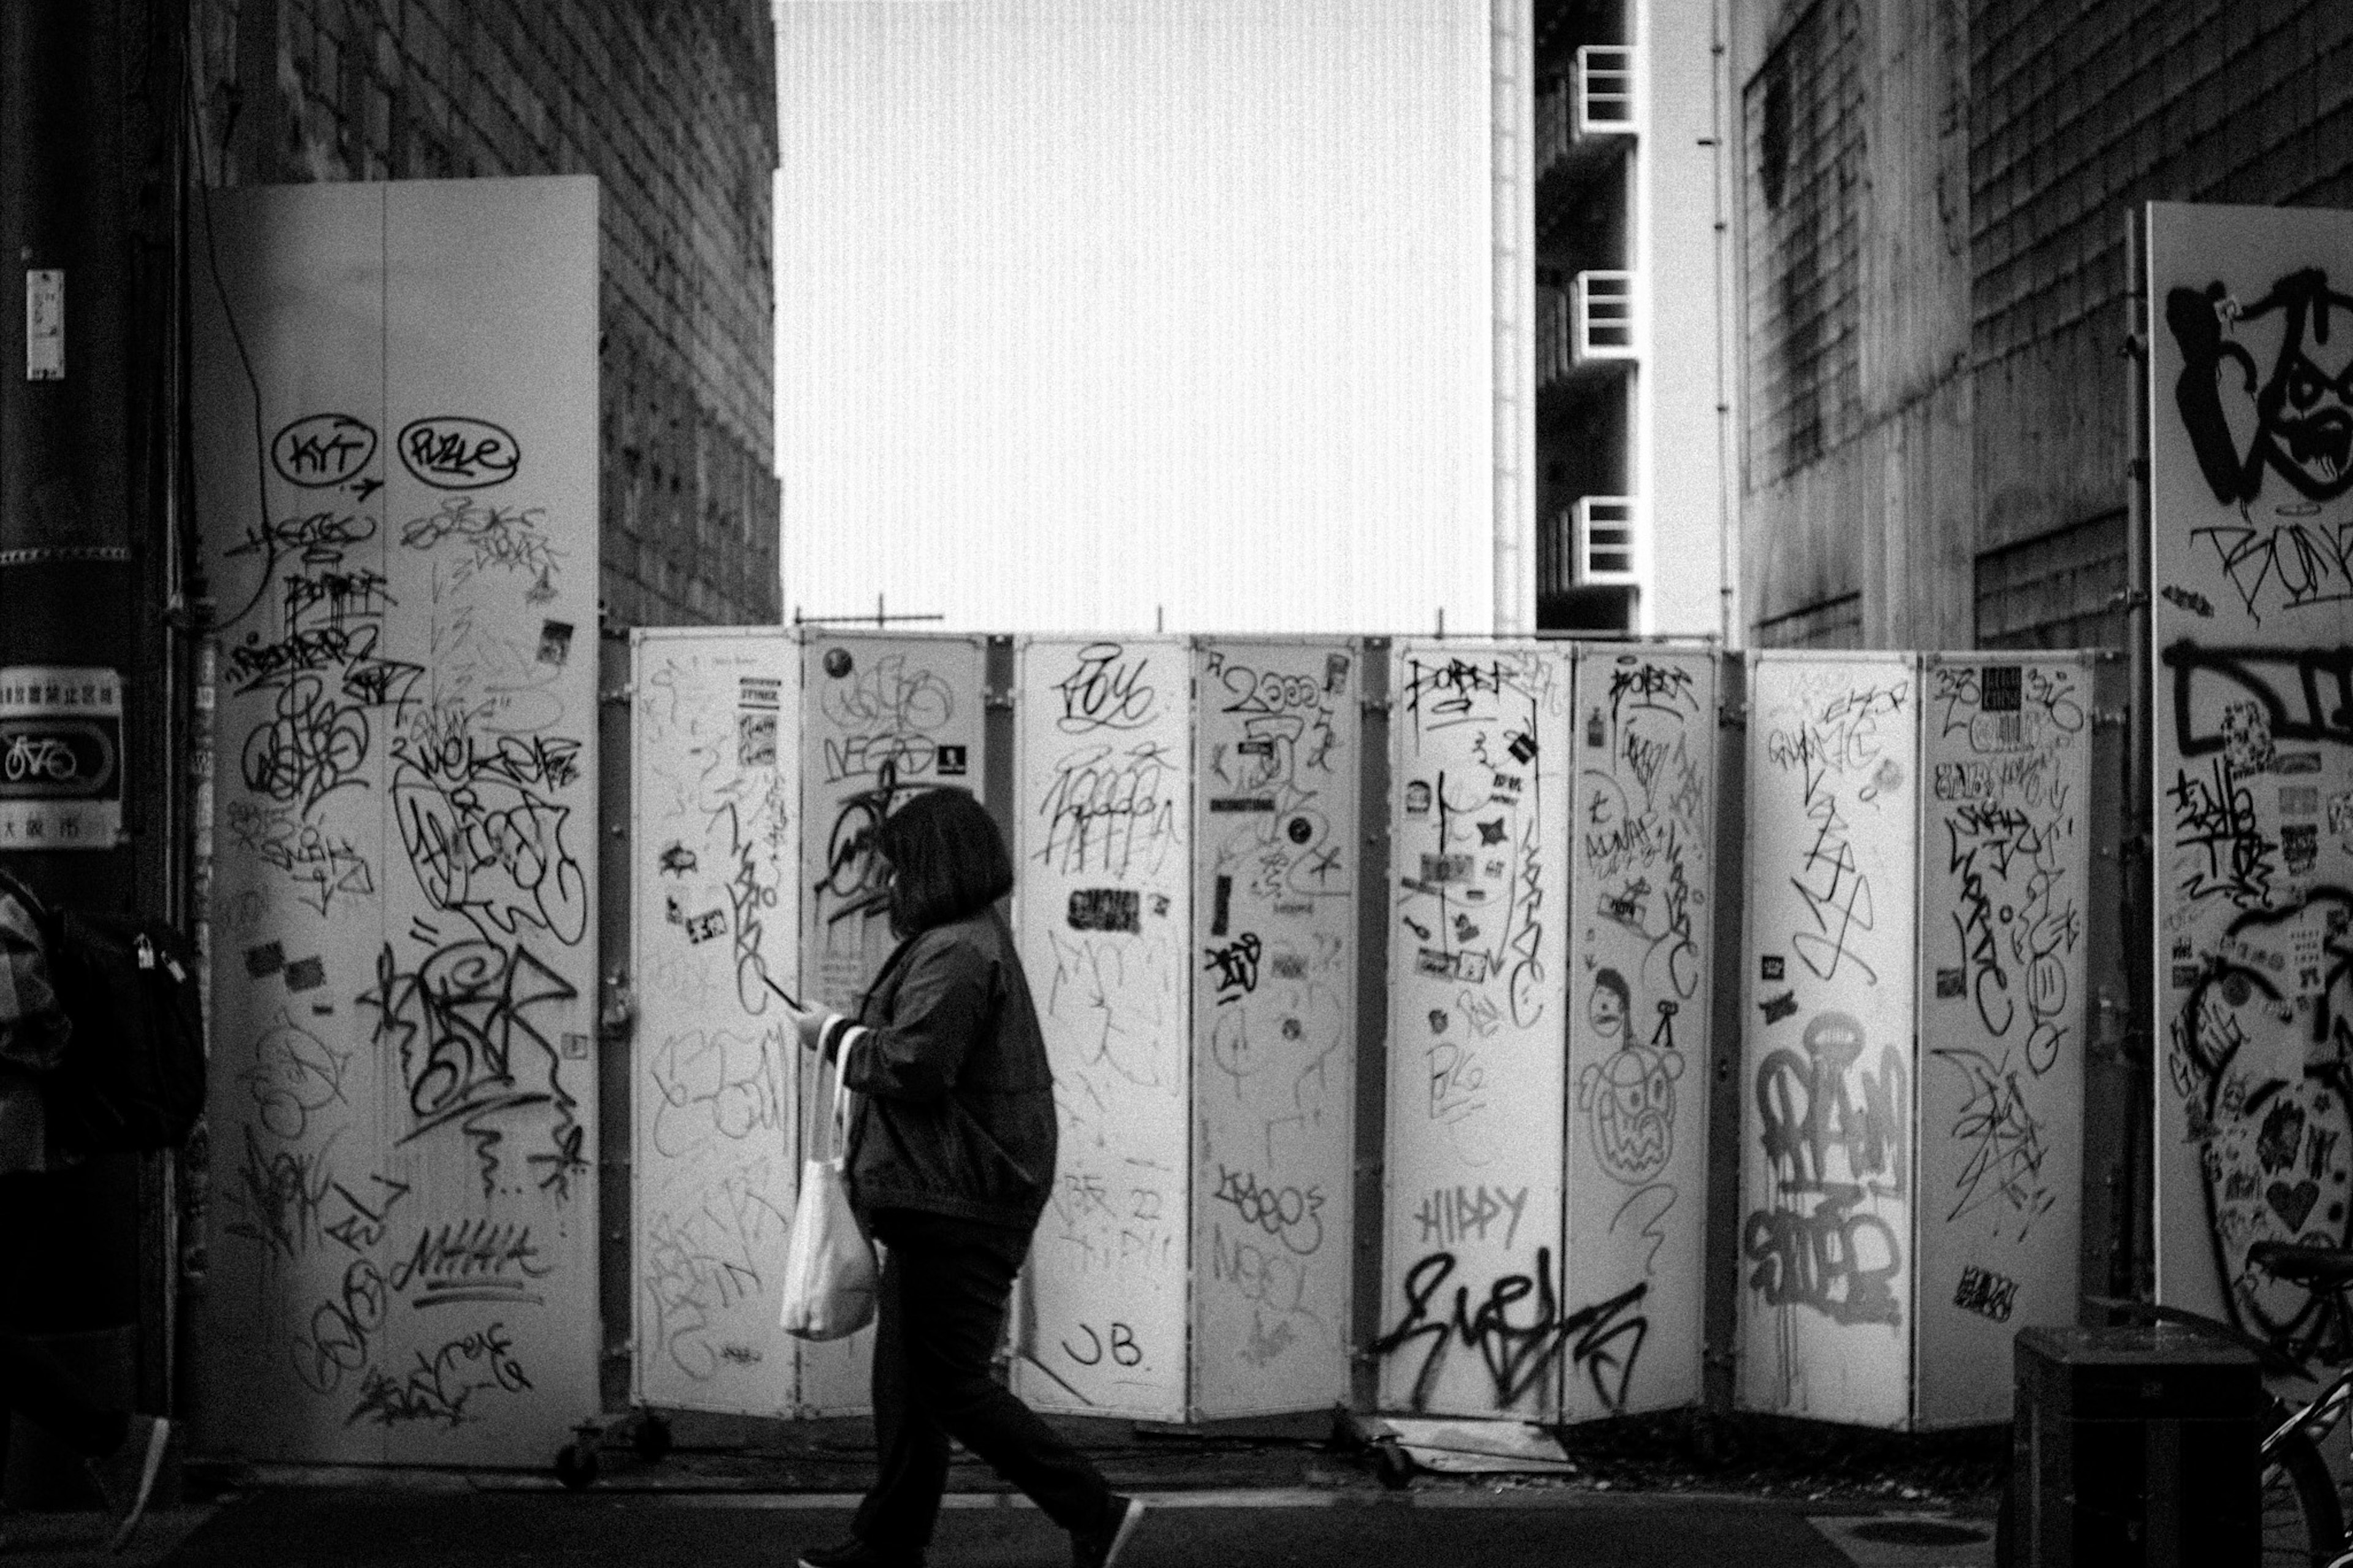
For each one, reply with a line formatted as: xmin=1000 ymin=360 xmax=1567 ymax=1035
xmin=797 ymin=1537 xmax=922 ymax=1568
xmin=1071 ymin=1495 xmax=1146 ymax=1568
xmin=89 ymin=1412 xmax=170 ymax=1553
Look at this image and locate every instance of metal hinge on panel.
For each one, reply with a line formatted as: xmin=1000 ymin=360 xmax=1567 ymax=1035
xmin=1362 ymin=696 xmax=1394 ymax=715
xmin=983 ymin=686 xmax=1015 ymax=712
xmin=1718 ymin=702 xmax=1747 ymax=730
xmin=2093 ymin=707 xmax=2129 ymax=731
xmin=599 ymin=683 xmax=635 ymax=705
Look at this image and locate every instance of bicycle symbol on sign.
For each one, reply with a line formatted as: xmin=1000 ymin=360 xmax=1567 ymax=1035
xmin=1 ymin=735 xmax=79 ymax=784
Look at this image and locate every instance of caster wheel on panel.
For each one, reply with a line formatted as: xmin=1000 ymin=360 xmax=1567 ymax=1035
xmin=556 ymin=1433 xmax=601 ymax=1490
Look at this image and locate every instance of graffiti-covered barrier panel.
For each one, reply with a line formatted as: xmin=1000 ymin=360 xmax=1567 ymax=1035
xmin=194 ymin=179 xmax=601 ymax=1461
xmin=1376 ymin=644 xmax=1574 ymax=1418
xmin=2149 ymin=205 xmax=2353 ymax=1365
xmin=1740 ymin=654 xmax=1919 ymax=1428
xmin=1914 ymin=657 xmax=2090 ymax=1428
xmin=798 ymin=633 xmax=989 ymax=1412
xmin=1191 ymin=641 xmax=1358 ymax=1417
xmin=1563 ymin=650 xmax=1718 ymax=1422
xmin=631 ymin=632 xmax=800 ymax=1417
xmin=1013 ymin=640 xmax=1192 ymax=1420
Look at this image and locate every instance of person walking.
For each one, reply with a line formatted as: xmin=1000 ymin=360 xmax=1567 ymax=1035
xmin=782 ymin=790 xmax=1146 ymax=1568
xmin=0 ymin=872 xmax=170 ymax=1551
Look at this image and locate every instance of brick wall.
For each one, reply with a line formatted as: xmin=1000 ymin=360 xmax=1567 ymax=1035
xmin=1970 ymin=0 xmax=2353 ymax=635
xmin=191 ymin=0 xmax=781 ymax=627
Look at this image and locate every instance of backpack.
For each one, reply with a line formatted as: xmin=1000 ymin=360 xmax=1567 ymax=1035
xmin=0 ymin=871 xmax=205 ymax=1155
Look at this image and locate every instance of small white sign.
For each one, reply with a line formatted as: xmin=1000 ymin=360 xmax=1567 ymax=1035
xmin=0 ymin=665 xmax=121 ymax=849
xmin=25 ymin=270 xmax=62 ymax=382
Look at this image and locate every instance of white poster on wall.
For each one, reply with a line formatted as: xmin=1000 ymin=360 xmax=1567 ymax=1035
xmin=2148 ymin=203 xmax=2353 ymax=1369
xmin=194 ymin=178 xmax=601 ymax=1463
xmin=1189 ymin=638 xmax=1357 ymax=1418
xmin=1912 ymin=654 xmax=2090 ymax=1427
xmin=1011 ymin=638 xmax=1192 ymax=1420
xmin=1373 ymin=643 xmax=1572 ymax=1418
xmin=1561 ymin=646 xmax=1717 ymax=1423
xmin=1738 ymin=652 xmax=1918 ymax=1428
xmin=631 ymin=630 xmax=800 ymax=1418
xmin=796 ymin=631 xmax=988 ymax=1411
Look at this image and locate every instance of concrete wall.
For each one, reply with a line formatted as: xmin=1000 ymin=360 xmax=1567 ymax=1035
xmin=1735 ymin=0 xmax=2353 ymax=653
xmin=190 ymin=0 xmax=781 ymax=628
xmin=772 ymin=1 xmax=1496 ymax=637
xmin=1730 ymin=0 xmax=1973 ymax=651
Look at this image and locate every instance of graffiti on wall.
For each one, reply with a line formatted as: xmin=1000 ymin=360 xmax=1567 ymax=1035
xmin=1911 ymin=656 xmax=2091 ymax=1420
xmin=2151 ymin=207 xmax=2353 ymax=1364
xmin=799 ymin=639 xmax=984 ymax=1011
xmin=1376 ymin=645 xmax=1577 ymax=1417
xmin=1191 ymin=642 xmax=1355 ymax=1415
xmin=199 ymin=178 xmax=600 ymax=1462
xmin=1739 ymin=655 xmax=1917 ymax=1425
xmin=794 ymin=634 xmax=983 ymax=1411
xmin=631 ymin=637 xmax=798 ymax=1415
xmin=1015 ymin=639 xmax=1191 ymax=1418
xmin=1561 ymin=650 xmax=1716 ymax=1420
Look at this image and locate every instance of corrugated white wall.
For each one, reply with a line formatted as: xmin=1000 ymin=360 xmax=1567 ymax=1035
xmin=774 ymin=0 xmax=1496 ymax=634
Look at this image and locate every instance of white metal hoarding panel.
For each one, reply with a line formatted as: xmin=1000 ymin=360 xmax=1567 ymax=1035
xmin=631 ymin=631 xmax=800 ymax=1417
xmin=2148 ymin=203 xmax=2353 ymax=1365
xmin=796 ymin=631 xmax=988 ymax=1412
xmin=194 ymin=178 xmax=601 ymax=1462
xmin=1189 ymin=640 xmax=1357 ymax=1418
xmin=195 ymin=182 xmax=388 ymax=1464
xmin=1011 ymin=639 xmax=1192 ymax=1420
xmin=1374 ymin=643 xmax=1572 ymax=1417
xmin=1738 ymin=653 xmax=1917 ymax=1427
xmin=1911 ymin=655 xmax=2091 ymax=1428
xmin=1561 ymin=648 xmax=1716 ymax=1422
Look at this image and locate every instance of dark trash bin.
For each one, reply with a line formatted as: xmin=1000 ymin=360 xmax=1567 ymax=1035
xmin=2012 ymin=1324 xmax=2260 ymax=1567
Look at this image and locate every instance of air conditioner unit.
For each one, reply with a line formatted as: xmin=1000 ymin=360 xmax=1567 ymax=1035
xmin=1574 ymin=45 xmax=1637 ymax=139
xmin=1574 ymin=271 xmax=1639 ymax=363
xmin=1572 ymin=497 xmax=1641 ymax=586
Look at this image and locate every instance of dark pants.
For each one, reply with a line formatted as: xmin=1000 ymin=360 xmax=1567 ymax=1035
xmin=0 ymin=1330 xmax=122 ymax=1468
xmin=0 ymin=1169 xmax=129 ymax=1477
xmin=855 ymin=1209 xmax=1113 ymax=1558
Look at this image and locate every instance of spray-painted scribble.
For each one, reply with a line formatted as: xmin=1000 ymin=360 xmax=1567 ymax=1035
xmin=1384 ymin=643 xmax=1571 ymax=1418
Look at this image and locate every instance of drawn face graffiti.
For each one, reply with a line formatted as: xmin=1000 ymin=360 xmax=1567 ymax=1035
xmin=1587 ymin=969 xmax=1630 ymax=1045
xmin=1579 ymin=1039 xmax=1683 ymax=1185
xmin=2167 ymin=268 xmax=2353 ymax=504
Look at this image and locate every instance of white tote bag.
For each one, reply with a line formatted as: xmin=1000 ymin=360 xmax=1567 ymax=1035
xmin=778 ymin=1039 xmax=878 ymax=1340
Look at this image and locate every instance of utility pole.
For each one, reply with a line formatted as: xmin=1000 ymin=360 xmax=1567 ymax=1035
xmin=0 ymin=0 xmax=189 ymax=1478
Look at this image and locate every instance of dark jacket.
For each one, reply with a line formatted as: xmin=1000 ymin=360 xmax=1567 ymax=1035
xmin=0 ymin=885 xmax=69 ymax=1173
xmin=828 ymin=906 xmax=1057 ymax=1232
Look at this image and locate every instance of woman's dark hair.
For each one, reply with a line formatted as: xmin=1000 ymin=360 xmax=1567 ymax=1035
xmin=871 ymin=788 xmax=1014 ymax=936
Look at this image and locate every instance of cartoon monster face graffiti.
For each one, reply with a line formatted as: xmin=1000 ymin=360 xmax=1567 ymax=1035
xmin=2168 ymin=268 xmax=2353 ymax=505
xmin=1579 ymin=968 xmax=1684 ymax=1186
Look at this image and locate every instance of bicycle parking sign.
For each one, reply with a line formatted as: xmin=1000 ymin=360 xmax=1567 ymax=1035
xmin=0 ymin=666 xmax=121 ymax=849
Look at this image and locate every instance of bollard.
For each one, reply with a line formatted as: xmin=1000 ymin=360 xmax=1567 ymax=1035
xmin=2013 ymin=1324 xmax=2259 ymax=1567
